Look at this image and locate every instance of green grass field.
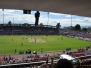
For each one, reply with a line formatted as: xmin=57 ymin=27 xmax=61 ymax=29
xmin=0 ymin=35 xmax=91 ymax=54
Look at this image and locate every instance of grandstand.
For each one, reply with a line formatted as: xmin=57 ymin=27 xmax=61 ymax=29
xmin=0 ymin=24 xmax=58 ymax=35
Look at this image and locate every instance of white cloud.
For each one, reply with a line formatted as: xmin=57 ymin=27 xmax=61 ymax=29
xmin=49 ymin=12 xmax=65 ymax=16
xmin=65 ymin=15 xmax=71 ymax=18
xmin=4 ymin=9 xmax=16 ymax=13
xmin=0 ymin=9 xmax=91 ymax=27
xmin=88 ymin=18 xmax=91 ymax=22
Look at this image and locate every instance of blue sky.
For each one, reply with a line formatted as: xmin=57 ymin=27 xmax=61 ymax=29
xmin=0 ymin=9 xmax=91 ymax=27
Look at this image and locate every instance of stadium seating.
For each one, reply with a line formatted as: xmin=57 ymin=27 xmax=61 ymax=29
xmin=0 ymin=24 xmax=58 ymax=35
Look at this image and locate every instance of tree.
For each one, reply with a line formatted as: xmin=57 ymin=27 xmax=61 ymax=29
xmin=23 ymin=23 xmax=28 ymax=26
xmin=56 ymin=23 xmax=61 ymax=28
xmin=56 ymin=23 xmax=61 ymax=34
xmin=8 ymin=21 xmax=12 ymax=26
xmin=75 ymin=24 xmax=81 ymax=30
xmin=82 ymin=28 xmax=87 ymax=31
xmin=40 ymin=23 xmax=43 ymax=27
xmin=68 ymin=26 xmax=75 ymax=30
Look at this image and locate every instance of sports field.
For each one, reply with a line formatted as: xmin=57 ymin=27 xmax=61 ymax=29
xmin=0 ymin=35 xmax=91 ymax=54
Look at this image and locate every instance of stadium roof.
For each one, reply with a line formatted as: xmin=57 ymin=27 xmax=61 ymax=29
xmin=0 ymin=0 xmax=91 ymax=17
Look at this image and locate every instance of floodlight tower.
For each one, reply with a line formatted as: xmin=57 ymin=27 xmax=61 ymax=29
xmin=2 ymin=9 xmax=4 ymax=24
xmin=71 ymin=15 xmax=72 ymax=28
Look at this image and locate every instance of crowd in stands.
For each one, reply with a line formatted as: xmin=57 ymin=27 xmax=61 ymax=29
xmin=0 ymin=53 xmax=59 ymax=65
xmin=66 ymin=47 xmax=91 ymax=57
xmin=59 ymin=28 xmax=91 ymax=41
xmin=0 ymin=24 xmax=58 ymax=35
xmin=1 ymin=47 xmax=91 ymax=67
xmin=0 ymin=47 xmax=91 ymax=68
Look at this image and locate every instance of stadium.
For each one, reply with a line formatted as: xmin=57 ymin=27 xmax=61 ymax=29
xmin=0 ymin=0 xmax=91 ymax=68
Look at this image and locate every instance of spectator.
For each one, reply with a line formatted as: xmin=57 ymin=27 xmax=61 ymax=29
xmin=56 ymin=59 xmax=73 ymax=68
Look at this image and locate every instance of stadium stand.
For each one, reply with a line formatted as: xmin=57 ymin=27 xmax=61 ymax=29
xmin=59 ymin=28 xmax=91 ymax=42
xmin=1 ymin=47 xmax=91 ymax=68
xmin=0 ymin=24 xmax=58 ymax=35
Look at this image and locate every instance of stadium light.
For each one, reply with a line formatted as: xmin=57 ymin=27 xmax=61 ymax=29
xmin=13 ymin=17 xmax=14 ymax=24
xmin=47 ymin=12 xmax=49 ymax=26
xmin=71 ymin=15 xmax=72 ymax=27
xmin=2 ymin=9 xmax=4 ymax=24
